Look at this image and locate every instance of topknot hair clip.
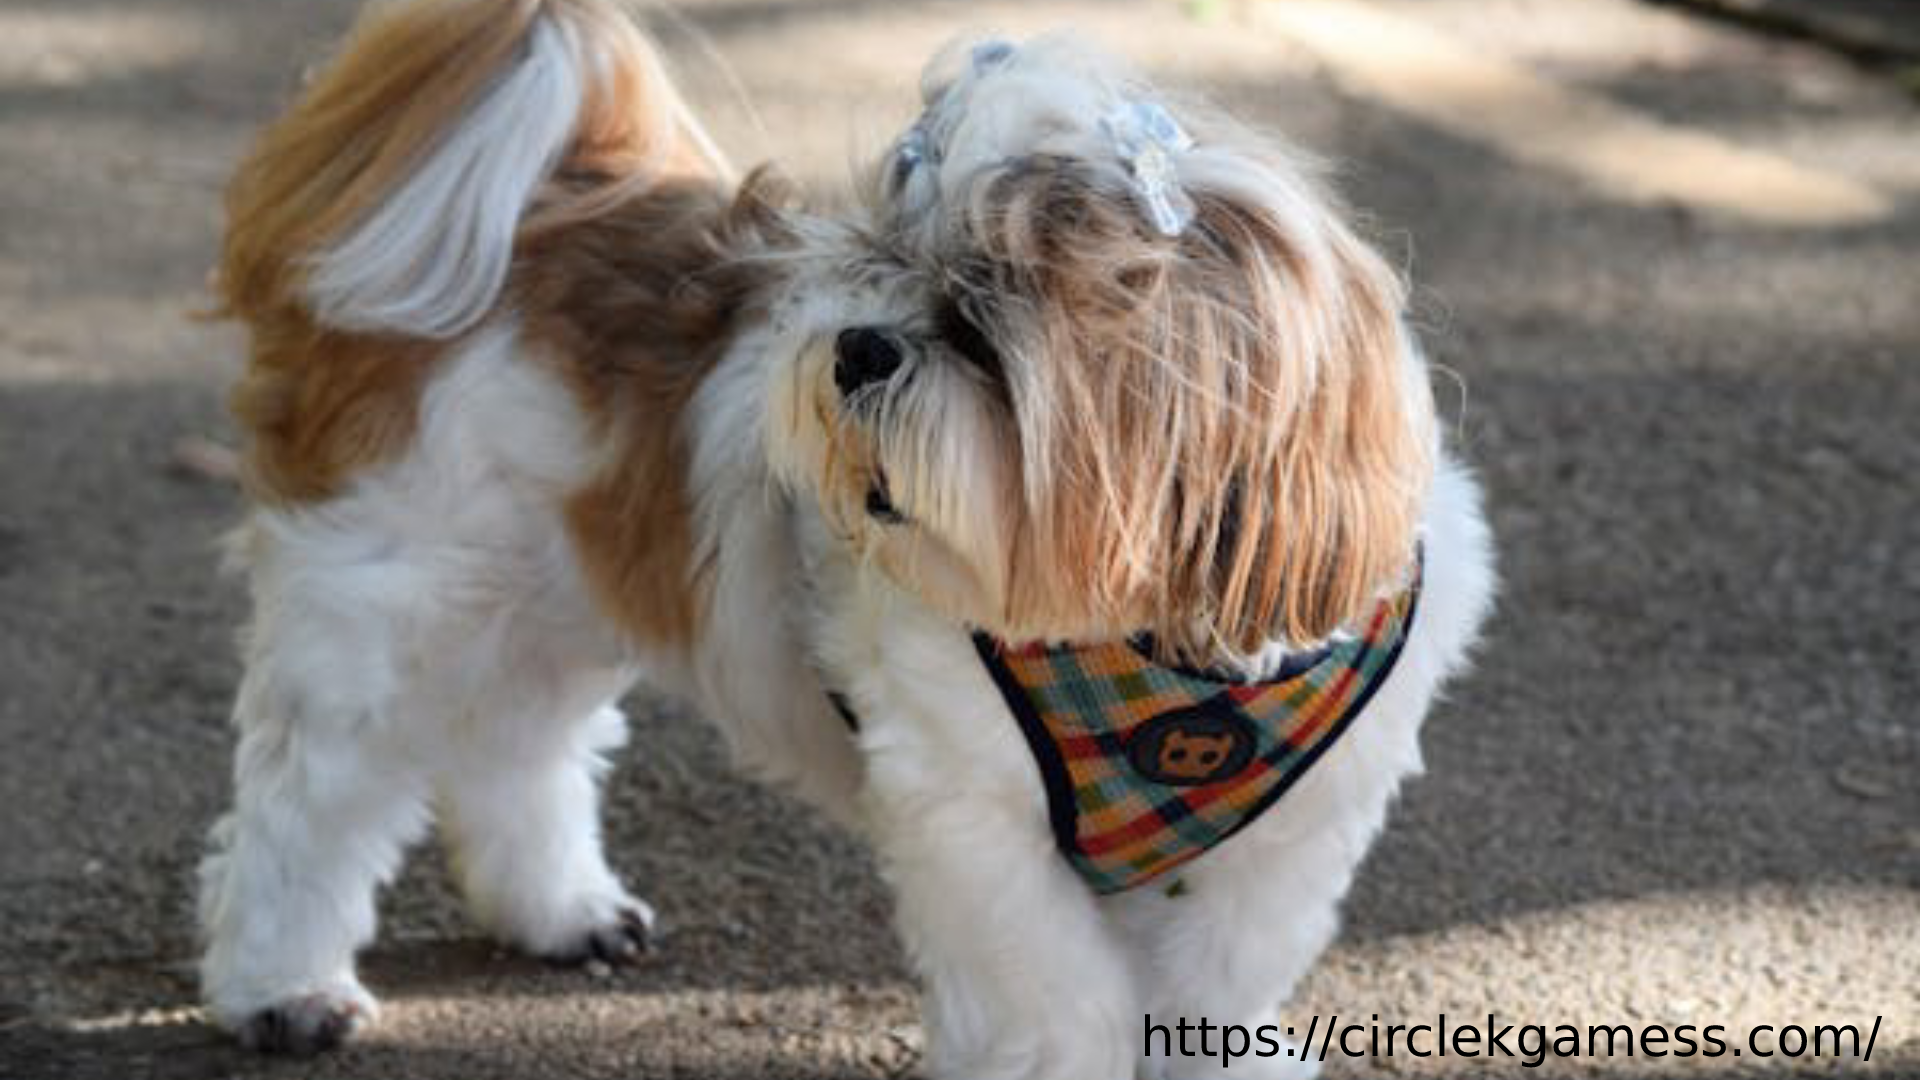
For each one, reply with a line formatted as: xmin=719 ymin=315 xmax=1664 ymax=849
xmin=970 ymin=40 xmax=1015 ymax=71
xmin=1102 ymin=99 xmax=1197 ymax=237
xmin=893 ymin=118 xmax=934 ymax=189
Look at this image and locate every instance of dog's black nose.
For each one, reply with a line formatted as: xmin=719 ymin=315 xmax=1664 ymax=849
xmin=834 ymin=327 xmax=903 ymax=397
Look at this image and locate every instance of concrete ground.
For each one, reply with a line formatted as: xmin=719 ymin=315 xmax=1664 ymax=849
xmin=1649 ymin=0 xmax=1920 ymax=69
xmin=1 ymin=0 xmax=1916 ymax=1076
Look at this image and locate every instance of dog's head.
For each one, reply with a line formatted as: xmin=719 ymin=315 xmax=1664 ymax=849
xmin=766 ymin=36 xmax=1434 ymax=660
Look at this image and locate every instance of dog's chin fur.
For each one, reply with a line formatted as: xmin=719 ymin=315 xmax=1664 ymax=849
xmin=199 ymin=5 xmax=1494 ymax=1076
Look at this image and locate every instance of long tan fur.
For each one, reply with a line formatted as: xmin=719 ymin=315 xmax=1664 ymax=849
xmin=520 ymin=169 xmax=794 ymax=651
xmin=973 ymin=158 xmax=1434 ymax=656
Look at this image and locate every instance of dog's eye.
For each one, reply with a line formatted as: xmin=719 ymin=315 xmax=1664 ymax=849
xmin=866 ymin=485 xmax=907 ymax=525
xmin=866 ymin=471 xmax=907 ymax=525
xmin=933 ymin=301 xmax=1003 ymax=383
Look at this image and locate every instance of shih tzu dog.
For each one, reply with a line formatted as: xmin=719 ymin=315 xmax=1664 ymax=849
xmin=198 ymin=0 xmax=1494 ymax=1075
xmin=759 ymin=39 xmax=1494 ymax=1080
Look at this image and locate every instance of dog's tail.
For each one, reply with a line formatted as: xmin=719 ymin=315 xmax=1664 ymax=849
xmin=218 ymin=0 xmax=725 ymax=339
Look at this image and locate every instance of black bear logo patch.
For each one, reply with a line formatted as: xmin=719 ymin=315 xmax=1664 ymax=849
xmin=1127 ymin=700 xmax=1257 ymax=786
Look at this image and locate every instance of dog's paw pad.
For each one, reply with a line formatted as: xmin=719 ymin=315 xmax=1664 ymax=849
xmin=235 ymin=993 xmax=369 ymax=1055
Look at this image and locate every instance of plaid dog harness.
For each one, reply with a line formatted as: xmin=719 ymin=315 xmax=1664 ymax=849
xmin=972 ymin=562 xmax=1421 ymax=895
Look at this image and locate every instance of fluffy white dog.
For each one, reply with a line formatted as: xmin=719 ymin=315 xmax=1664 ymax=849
xmin=197 ymin=2 xmax=1493 ymax=1076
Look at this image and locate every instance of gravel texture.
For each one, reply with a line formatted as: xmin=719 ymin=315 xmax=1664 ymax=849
xmin=0 ymin=0 xmax=1915 ymax=1077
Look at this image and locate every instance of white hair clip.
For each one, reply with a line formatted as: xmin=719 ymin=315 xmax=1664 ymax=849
xmin=893 ymin=119 xmax=934 ymax=189
xmin=898 ymin=121 xmax=932 ymax=169
xmin=895 ymin=42 xmax=1012 ymax=188
xmin=1102 ymin=100 xmax=1197 ymax=237
xmin=971 ymin=40 xmax=1015 ymax=70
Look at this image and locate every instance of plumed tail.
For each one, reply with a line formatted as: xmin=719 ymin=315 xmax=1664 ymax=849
xmin=218 ymin=0 xmax=724 ymax=339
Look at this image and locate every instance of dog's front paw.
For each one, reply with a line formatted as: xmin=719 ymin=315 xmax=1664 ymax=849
xmin=541 ymin=899 xmax=657 ymax=966
xmin=231 ymin=987 xmax=376 ymax=1055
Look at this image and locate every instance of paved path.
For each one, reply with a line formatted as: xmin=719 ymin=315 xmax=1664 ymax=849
xmin=1 ymin=1 xmax=1915 ymax=1076
xmin=1650 ymin=0 xmax=1920 ymax=66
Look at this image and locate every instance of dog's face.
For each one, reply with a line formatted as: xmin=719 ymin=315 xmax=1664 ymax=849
xmin=766 ymin=37 xmax=1436 ymax=659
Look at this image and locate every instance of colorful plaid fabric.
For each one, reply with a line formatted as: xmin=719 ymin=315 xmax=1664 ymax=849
xmin=972 ymin=563 xmax=1420 ymax=895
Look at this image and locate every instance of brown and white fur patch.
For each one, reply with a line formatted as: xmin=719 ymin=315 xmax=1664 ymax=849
xmin=197 ymin=0 xmax=857 ymax=1054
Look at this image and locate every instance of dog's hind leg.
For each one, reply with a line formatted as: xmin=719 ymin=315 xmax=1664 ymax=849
xmin=198 ymin=603 xmax=433 ymax=1054
xmin=434 ymin=679 xmax=655 ymax=964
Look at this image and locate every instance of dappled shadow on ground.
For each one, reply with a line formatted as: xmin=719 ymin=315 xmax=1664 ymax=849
xmin=2 ymin=0 xmax=1917 ymax=1077
xmin=4 ymin=269 xmax=1913 ymax=1066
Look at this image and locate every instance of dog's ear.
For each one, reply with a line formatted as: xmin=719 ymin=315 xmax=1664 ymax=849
xmin=945 ymin=144 xmax=1431 ymax=656
xmin=726 ymin=163 xmax=800 ymax=244
xmin=1169 ymin=185 xmax=1434 ymax=652
xmin=968 ymin=151 xmax=1432 ymax=656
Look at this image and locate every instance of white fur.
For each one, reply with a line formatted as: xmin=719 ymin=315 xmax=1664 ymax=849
xmin=768 ymin=452 xmax=1492 ymax=1080
xmin=798 ymin=505 xmax=1143 ymax=1080
xmin=305 ymin=19 xmax=582 ymax=339
xmin=199 ymin=326 xmax=649 ymax=1036
xmin=195 ymin=320 xmax=871 ymax=1045
xmin=1116 ymin=459 xmax=1493 ymax=1080
xmin=685 ymin=322 xmax=871 ymax=826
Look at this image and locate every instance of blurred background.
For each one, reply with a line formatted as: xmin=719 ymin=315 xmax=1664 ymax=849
xmin=0 ymin=0 xmax=1914 ymax=1076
